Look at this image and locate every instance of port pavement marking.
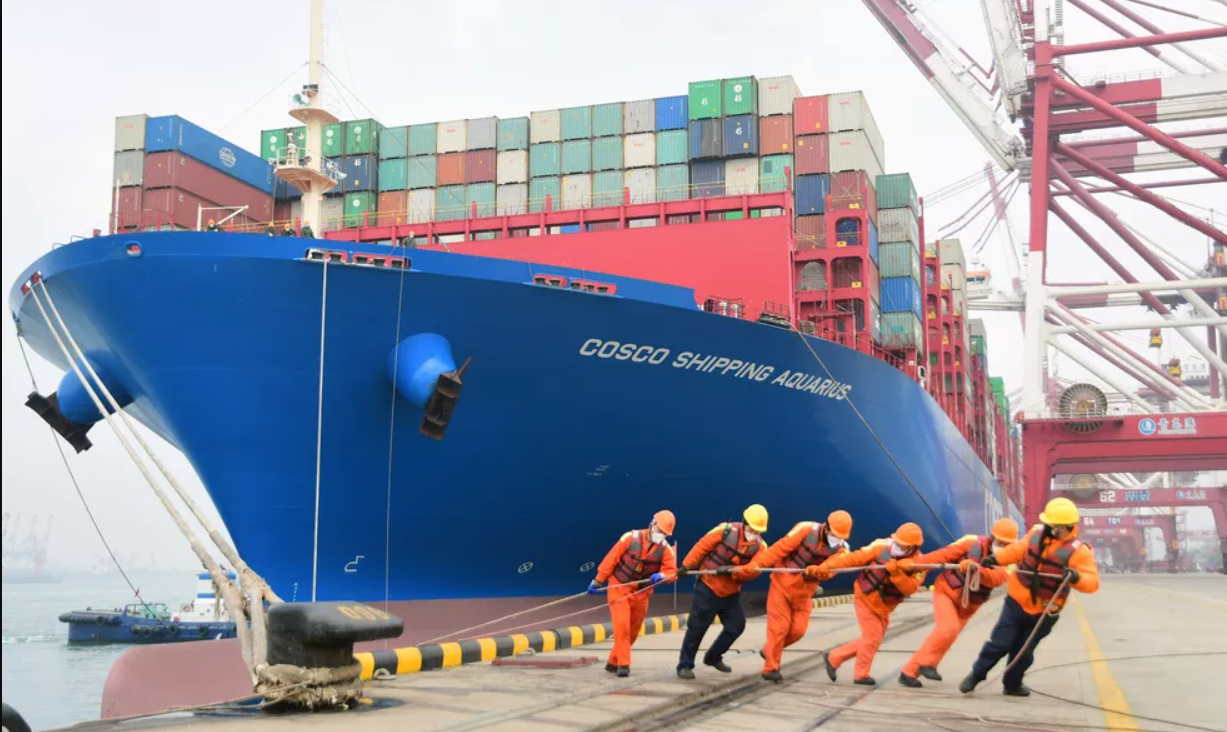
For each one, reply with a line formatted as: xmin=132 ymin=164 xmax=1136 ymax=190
xmin=1071 ymin=596 xmax=1141 ymax=732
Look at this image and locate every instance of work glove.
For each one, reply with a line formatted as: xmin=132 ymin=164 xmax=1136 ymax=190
xmin=897 ymin=558 xmax=916 ymax=573
xmin=959 ymin=559 xmax=978 ymax=574
xmin=1063 ymin=568 xmax=1081 ymax=585
xmin=885 ymin=559 xmax=901 ymax=575
xmin=676 ymin=566 xmax=690 ymax=578
xmin=649 ymin=572 xmax=665 ymax=584
xmin=980 ymin=555 xmax=1000 ymax=569
xmin=716 ymin=566 xmax=734 ymax=576
xmin=587 ymin=580 xmax=602 ymax=595
xmin=805 ymin=565 xmax=832 ymax=581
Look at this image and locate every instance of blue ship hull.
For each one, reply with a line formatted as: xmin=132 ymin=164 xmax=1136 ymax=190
xmin=12 ymin=233 xmax=1019 ymax=608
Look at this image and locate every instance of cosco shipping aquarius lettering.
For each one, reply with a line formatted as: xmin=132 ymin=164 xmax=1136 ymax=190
xmin=12 ymin=40 xmax=1025 ymax=643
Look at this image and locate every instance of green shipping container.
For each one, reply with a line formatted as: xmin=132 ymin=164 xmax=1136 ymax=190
xmin=322 ymin=123 xmax=344 ymax=157
xmin=593 ymin=103 xmax=623 ymax=137
xmin=345 ymin=119 xmax=381 ymax=155
xmin=436 ymin=185 xmax=466 ymax=221
xmin=879 ymin=242 xmax=921 ymax=282
xmin=378 ymin=159 xmax=408 ymax=191
xmin=343 ymin=192 xmax=376 ymax=228
xmin=529 ymin=176 xmax=561 ymax=213
xmin=290 ymin=126 xmax=306 ymax=148
xmin=592 ymin=137 xmax=623 ymax=171
xmin=407 ymin=156 xmax=437 ymax=189
xmin=971 ymin=335 xmax=986 ymax=356
xmin=562 ymin=140 xmax=592 ymax=174
xmin=409 ymin=123 xmax=437 ymax=156
xmin=531 ymin=143 xmax=560 ymax=177
xmin=760 ymin=154 xmax=793 ymax=193
xmin=379 ymin=126 xmax=409 ymax=160
xmin=880 ymin=312 xmax=925 ymax=350
xmin=723 ymin=76 xmax=758 ymax=116
xmin=724 ymin=211 xmax=745 ymax=221
xmin=990 ymin=376 xmax=1006 ymax=395
xmin=657 ymin=164 xmax=689 ymax=201
xmin=260 ymin=128 xmax=287 ymax=162
xmin=656 ymin=129 xmax=687 ymax=165
xmin=497 ymin=117 xmax=530 ymax=151
xmin=466 ymin=183 xmax=496 ymax=218
xmin=689 ymin=80 xmax=722 ymax=120
xmin=593 ymin=170 xmax=624 ymax=207
xmin=877 ymin=173 xmax=919 ymax=214
xmin=560 ymin=106 xmax=592 ymax=140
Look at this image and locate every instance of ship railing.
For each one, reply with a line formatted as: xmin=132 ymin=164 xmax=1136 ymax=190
xmin=273 ymin=147 xmax=342 ymax=185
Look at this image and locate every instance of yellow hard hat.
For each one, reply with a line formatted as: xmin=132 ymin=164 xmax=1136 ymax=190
xmin=1039 ymin=497 xmax=1080 ymax=526
xmin=743 ymin=504 xmax=769 ymax=533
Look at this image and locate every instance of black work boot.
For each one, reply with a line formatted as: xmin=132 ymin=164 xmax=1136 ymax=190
xmin=605 ymin=662 xmax=617 ymax=674
xmin=959 ymin=673 xmax=985 ymax=694
xmin=616 ymin=666 xmax=630 ymax=678
xmin=1003 ymin=684 xmax=1031 ymax=697
xmin=825 ymin=656 xmax=838 ymax=682
xmin=898 ymin=672 xmax=923 ymax=688
xmin=677 ymin=667 xmax=695 ymax=680
xmin=704 ymin=658 xmax=733 ymax=673
xmin=854 ymin=676 xmax=876 ymax=686
xmin=918 ymin=666 xmax=942 ymax=681
xmin=762 ymin=669 xmax=784 ymax=683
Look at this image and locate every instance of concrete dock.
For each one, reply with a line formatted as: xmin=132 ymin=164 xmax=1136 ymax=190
xmin=74 ymin=574 xmax=1225 ymax=732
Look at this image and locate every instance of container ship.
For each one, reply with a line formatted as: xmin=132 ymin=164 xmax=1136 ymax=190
xmin=12 ymin=45 xmax=1024 ymax=634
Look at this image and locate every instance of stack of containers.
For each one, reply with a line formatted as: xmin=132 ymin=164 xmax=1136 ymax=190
xmin=876 ymin=173 xmax=923 ymax=353
xmin=622 ymin=100 xmax=655 ymax=205
xmin=408 ymin=122 xmax=438 ymax=223
xmin=792 ymin=94 xmax=827 ymax=248
xmin=377 ymin=125 xmax=409 ymax=226
xmin=591 ymin=101 xmax=624 ymax=209
xmin=654 ymin=95 xmax=686 ymax=202
xmin=497 ymin=117 xmax=529 ymax=215
xmin=758 ymin=76 xmax=799 ymax=198
xmin=939 ymin=238 xmax=969 ymax=401
xmin=466 ymin=117 xmax=498 ymax=218
xmin=340 ymin=119 xmax=381 ymax=227
xmin=529 ymin=109 xmax=561 ymax=212
xmin=436 ymin=119 xmax=467 ymax=221
xmin=560 ymin=106 xmax=592 ymax=211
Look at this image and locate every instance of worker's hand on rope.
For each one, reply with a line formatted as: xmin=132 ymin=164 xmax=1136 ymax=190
xmin=979 ymin=554 xmax=1000 ymax=569
xmin=885 ymin=559 xmax=902 ymax=575
xmin=587 ymin=580 xmax=603 ymax=595
xmin=804 ymin=565 xmax=832 ymax=581
xmin=676 ymin=566 xmax=690 ymax=578
xmin=959 ymin=558 xmax=978 ymax=574
xmin=896 ymin=558 xmax=916 ymax=573
xmin=716 ymin=566 xmax=734 ymax=576
xmin=1063 ymin=568 xmax=1081 ymax=584
xmin=648 ymin=572 xmax=665 ymax=584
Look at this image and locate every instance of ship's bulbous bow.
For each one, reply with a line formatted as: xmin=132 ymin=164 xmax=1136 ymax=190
xmin=56 ymin=358 xmax=133 ymax=424
xmin=387 ymin=333 xmax=457 ymax=410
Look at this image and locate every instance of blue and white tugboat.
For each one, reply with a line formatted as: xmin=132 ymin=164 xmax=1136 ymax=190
xmin=59 ymin=572 xmax=238 ymax=645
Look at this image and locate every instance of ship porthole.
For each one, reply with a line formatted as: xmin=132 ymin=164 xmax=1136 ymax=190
xmin=517 ymin=562 xmax=533 ymax=574
xmin=579 ymin=562 xmax=595 ymax=572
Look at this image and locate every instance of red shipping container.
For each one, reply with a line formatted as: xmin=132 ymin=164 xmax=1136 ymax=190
xmin=587 ymin=221 xmax=620 ymax=232
xmin=832 ymin=258 xmax=867 ymax=289
xmin=794 ymin=135 xmax=829 ymax=175
xmin=113 ymin=186 xmax=143 ymax=231
xmin=794 ymin=96 xmax=828 ymax=134
xmin=831 ymin=171 xmax=877 ymax=220
xmin=759 ymin=116 xmax=793 ymax=154
xmin=143 ymin=152 xmax=273 ymax=222
xmin=465 ymin=150 xmax=496 ymax=184
xmin=437 ymin=153 xmax=466 ymax=186
xmin=378 ymin=191 xmax=408 ymax=226
xmin=142 ymin=188 xmax=252 ymax=230
xmin=273 ymin=200 xmax=293 ymax=222
xmin=796 ymin=214 xmax=825 ymax=249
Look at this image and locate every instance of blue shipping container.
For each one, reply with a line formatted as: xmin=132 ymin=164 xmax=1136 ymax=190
xmin=880 ymin=277 xmax=924 ymax=319
xmin=690 ymin=160 xmax=725 ymax=198
xmin=655 ymin=96 xmax=689 ymax=131
xmin=835 ymin=218 xmax=861 ymax=246
xmin=688 ymin=119 xmax=722 ymax=160
xmin=796 ymin=174 xmax=830 ymax=215
xmin=722 ymin=115 xmax=759 ymax=157
xmin=274 ymin=178 xmax=302 ymax=201
xmin=145 ymin=115 xmax=273 ymax=193
xmin=344 ymin=155 xmax=378 ymax=192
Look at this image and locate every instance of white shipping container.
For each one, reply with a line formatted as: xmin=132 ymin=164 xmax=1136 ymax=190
xmin=723 ymin=159 xmax=759 ymax=195
xmin=624 ymin=133 xmax=656 ymax=169
xmin=877 ymin=208 xmax=920 ymax=249
xmin=322 ymin=197 xmax=345 ymax=229
xmin=497 ymin=183 xmax=527 ymax=215
xmin=828 ymin=91 xmax=884 ymax=158
xmin=624 ymin=99 xmax=655 ymax=134
xmin=408 ymin=189 xmax=435 ymax=224
xmin=758 ymin=75 xmax=801 ymax=117
xmin=939 ymin=238 xmax=966 ymax=268
xmin=114 ymin=114 xmax=147 ymax=152
xmin=497 ymin=150 xmax=529 ymax=184
xmin=530 ymin=110 xmax=561 ymax=143
xmin=437 ymin=120 xmax=467 ymax=153
xmin=561 ymin=174 xmax=592 ymax=210
xmin=829 ymin=130 xmax=885 ymax=182
xmin=467 ymin=117 xmax=497 ymax=150
xmin=113 ymin=150 xmax=144 ymax=186
xmin=968 ymin=319 xmax=987 ymax=338
xmin=941 ymin=262 xmax=968 ymax=293
xmin=628 ymin=218 xmax=658 ymax=228
xmin=624 ymin=168 xmax=657 ymax=204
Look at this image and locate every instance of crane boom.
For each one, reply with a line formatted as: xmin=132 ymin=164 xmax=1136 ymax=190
xmin=979 ymin=0 xmax=1030 ymax=117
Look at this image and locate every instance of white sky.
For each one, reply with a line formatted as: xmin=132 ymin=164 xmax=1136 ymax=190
xmin=2 ymin=0 xmax=1225 ymax=569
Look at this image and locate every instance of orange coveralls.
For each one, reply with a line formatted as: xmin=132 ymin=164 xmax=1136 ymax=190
xmin=747 ymin=522 xmax=844 ymax=673
xmin=595 ymin=529 xmax=678 ymax=668
xmin=994 ymin=526 xmax=1100 ymax=614
xmin=901 ymin=536 xmax=1008 ymax=678
xmin=820 ymin=540 xmax=923 ymax=680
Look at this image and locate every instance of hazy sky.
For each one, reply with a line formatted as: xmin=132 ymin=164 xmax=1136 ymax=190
xmin=2 ymin=0 xmax=1224 ymax=571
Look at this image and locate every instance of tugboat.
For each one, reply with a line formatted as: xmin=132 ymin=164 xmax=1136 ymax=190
xmin=59 ymin=571 xmax=238 ymax=645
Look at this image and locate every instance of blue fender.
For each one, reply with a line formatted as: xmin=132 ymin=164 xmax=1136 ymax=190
xmin=387 ymin=334 xmax=457 ymax=410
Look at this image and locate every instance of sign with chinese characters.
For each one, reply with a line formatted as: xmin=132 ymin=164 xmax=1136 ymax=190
xmin=1175 ymin=489 xmax=1207 ymax=500
xmin=1138 ymin=416 xmax=1198 ymax=436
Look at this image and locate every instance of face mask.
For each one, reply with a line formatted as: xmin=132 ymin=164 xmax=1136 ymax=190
xmin=651 ymin=530 xmax=666 ymax=545
xmin=827 ymin=533 xmax=843 ymax=548
xmin=890 ymin=541 xmax=909 ymax=558
xmin=992 ymin=541 xmax=1009 ymax=553
xmin=744 ymin=529 xmax=759 ymax=542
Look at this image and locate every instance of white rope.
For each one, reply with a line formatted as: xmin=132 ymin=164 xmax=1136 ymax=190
xmin=384 ymin=242 xmax=410 ymax=619
xmin=312 ymin=258 xmax=329 ymax=602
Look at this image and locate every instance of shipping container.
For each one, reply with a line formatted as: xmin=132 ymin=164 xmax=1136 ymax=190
xmin=794 ymin=96 xmax=828 ymax=134
xmin=345 ymin=119 xmax=380 ymax=156
xmin=656 ymin=129 xmax=687 ymax=165
xmin=829 ymin=130 xmax=885 ymax=182
xmin=437 ymin=152 xmax=466 ymax=186
xmin=467 ymin=117 xmax=497 ymax=150
xmin=436 ymin=184 xmax=466 ymax=221
xmin=496 ymin=150 xmax=529 ymax=184
xmin=690 ymin=160 xmax=724 ymax=198
xmin=260 ymin=128 xmax=288 ymax=162
xmin=274 ymin=178 xmax=302 ymax=201
xmin=759 ymin=116 xmax=793 ymax=154
xmin=142 ymin=151 xmax=273 ymax=221
xmin=141 ymin=187 xmax=233 ymax=230
xmin=289 ymin=126 xmax=306 ymax=149
xmin=377 ymin=191 xmax=408 ymax=226
xmin=625 ymin=168 xmax=656 ymax=204
xmin=796 ymin=174 xmax=830 ymax=215
xmin=322 ymin=123 xmax=343 ymax=157
xmin=378 ymin=158 xmax=408 ymax=191
xmin=529 ymin=176 xmax=560 ymax=212
xmin=561 ymin=140 xmax=591 ymax=174
xmin=876 ymin=173 xmax=918 ymax=214
xmin=530 ymin=142 xmax=561 ymax=177
xmin=322 ymin=196 xmax=344 ymax=228
xmin=466 ymin=182 xmax=496 ymax=217
xmin=113 ymin=186 xmax=142 ymax=230
xmin=832 ymin=258 xmax=875 ymax=290
xmin=114 ymin=150 xmax=144 ymax=186
xmin=722 ymin=115 xmax=758 ymax=157
xmin=724 ymin=159 xmax=759 ymax=196
xmin=593 ymin=170 xmax=624 ymax=207
xmin=760 ymin=154 xmax=793 ymax=193
xmin=879 ymin=242 xmax=921 ymax=282
xmin=593 ymin=103 xmax=623 ymax=137
xmin=688 ymin=120 xmax=722 ymax=160
xmin=796 ymin=214 xmax=824 ymax=249
xmin=496 ymin=183 xmax=527 ymax=216
xmin=530 ymin=110 xmax=561 ymax=143
xmin=144 ymin=115 xmax=274 ymax=193
xmin=939 ymin=238 xmax=966 ymax=269
xmin=870 ymin=217 xmax=880 ymax=265
xmin=657 ymin=164 xmax=689 ymax=201
xmin=828 ymin=91 xmax=880 ymax=133
xmin=437 ymin=120 xmax=467 ymax=154
xmin=877 ymin=208 xmax=920 ymax=249
xmin=343 ymin=155 xmax=378 ymax=192
xmin=465 ymin=149 xmax=497 ymax=183
xmin=625 ymin=99 xmax=655 ymax=133
xmin=561 ymin=174 xmax=592 ymax=210
xmin=379 ymin=126 xmax=409 ymax=160
xmin=115 ymin=114 xmax=147 ymax=152
xmin=407 ymin=188 xmax=435 ymax=223
xmin=831 ymin=171 xmax=878 ymax=219
xmin=561 ymin=106 xmax=592 ymax=140
xmin=794 ymin=135 xmax=829 ymax=175
xmin=407 ymin=155 xmax=437 ymax=189
xmin=592 ymin=136 xmax=623 ymax=171
xmin=723 ymin=76 xmax=758 ymax=116
xmin=655 ymin=95 xmax=688 ymax=130
xmin=497 ymin=117 xmax=530 ymax=151
xmin=624 ymin=133 xmax=656 ymax=169
xmin=758 ymin=76 xmax=801 ymax=116
xmin=688 ymin=80 xmax=722 ymax=120
xmin=880 ymin=312 xmax=925 ymax=351
xmin=409 ymin=123 xmax=437 ymax=155
xmin=344 ymin=191 xmax=376 ymax=228
xmin=880 ymin=277 xmax=924 ymax=319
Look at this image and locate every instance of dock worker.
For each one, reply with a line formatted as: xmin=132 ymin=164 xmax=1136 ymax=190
xmin=813 ymin=522 xmax=925 ymax=685
xmin=897 ymin=518 xmax=1017 ymax=687
xmin=739 ymin=510 xmax=853 ymax=682
xmin=587 ymin=510 xmax=679 ymax=678
xmin=675 ymin=505 xmax=769 ymax=679
xmin=960 ymin=498 xmax=1099 ymax=697
xmin=280 ymin=222 xmax=294 ymax=237
xmin=300 ymin=221 xmax=316 ymax=239
xmin=205 ymin=219 xmax=221 ymax=232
